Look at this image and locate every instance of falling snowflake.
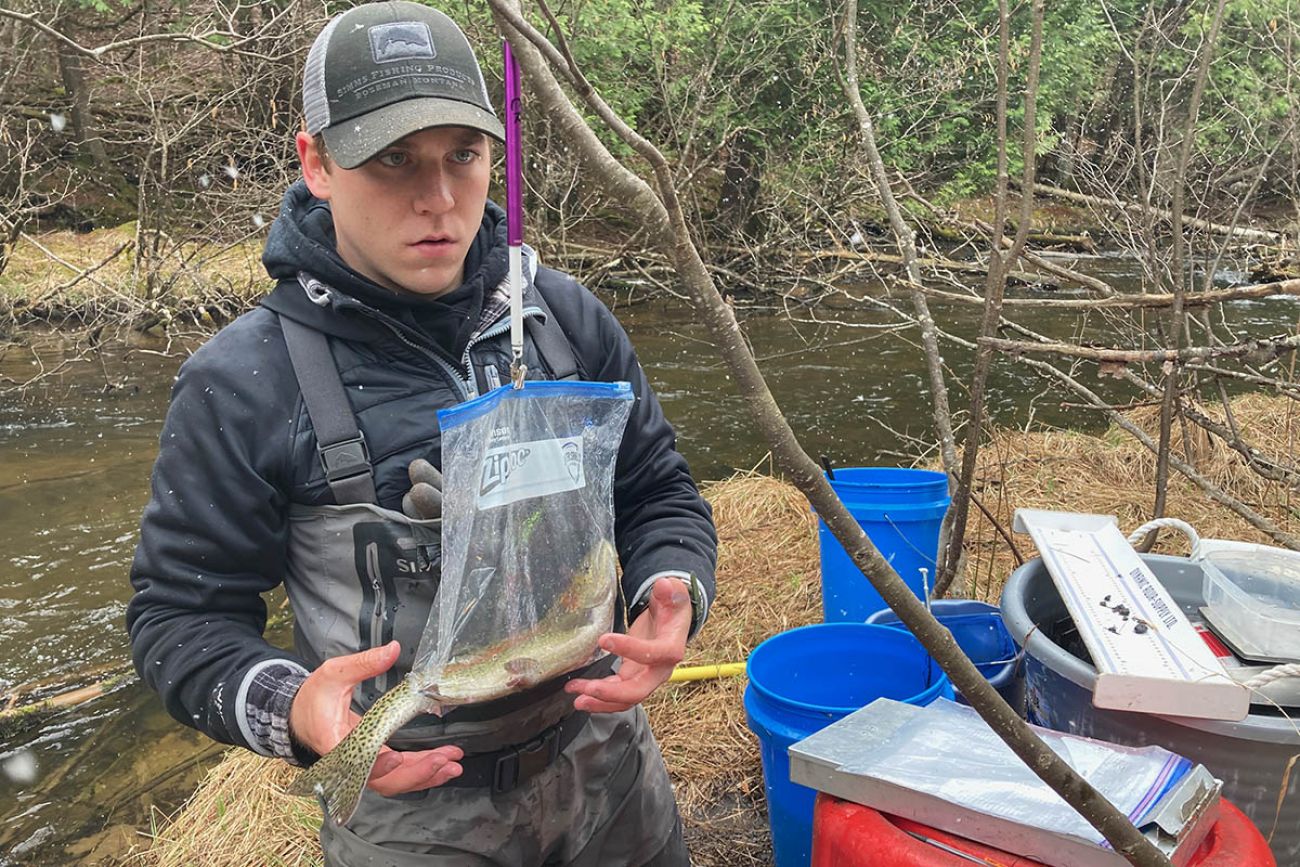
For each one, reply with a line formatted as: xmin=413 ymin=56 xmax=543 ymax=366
xmin=2 ymin=751 xmax=37 ymax=785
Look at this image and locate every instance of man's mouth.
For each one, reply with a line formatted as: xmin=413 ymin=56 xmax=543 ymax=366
xmin=412 ymin=235 xmax=454 ymax=250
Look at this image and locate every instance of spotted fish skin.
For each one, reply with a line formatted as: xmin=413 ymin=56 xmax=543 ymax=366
xmin=288 ymin=539 xmax=618 ymax=826
xmin=287 ymin=677 xmax=434 ymax=826
xmin=429 ymin=539 xmax=616 ymax=703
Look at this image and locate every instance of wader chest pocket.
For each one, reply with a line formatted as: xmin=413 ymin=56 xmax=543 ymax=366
xmin=285 ymin=503 xmax=441 ymax=711
xmin=352 ymin=519 xmax=440 ymax=703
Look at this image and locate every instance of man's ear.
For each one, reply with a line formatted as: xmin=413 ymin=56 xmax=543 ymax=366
xmin=297 ymin=131 xmax=332 ymax=200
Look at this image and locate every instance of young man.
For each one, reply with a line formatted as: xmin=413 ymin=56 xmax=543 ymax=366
xmin=126 ymin=3 xmax=717 ymax=864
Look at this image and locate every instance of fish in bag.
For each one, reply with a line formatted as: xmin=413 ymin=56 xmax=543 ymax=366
xmin=291 ymin=380 xmax=634 ymax=825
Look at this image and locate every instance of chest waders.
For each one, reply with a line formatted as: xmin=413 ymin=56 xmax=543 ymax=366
xmin=278 ymin=303 xmax=685 ymax=866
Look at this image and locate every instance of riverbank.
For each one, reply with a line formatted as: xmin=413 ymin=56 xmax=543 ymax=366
xmin=110 ymin=394 xmax=1296 ymax=867
xmin=0 ymin=222 xmax=264 ymax=337
xmin=5 ymin=194 xmax=1294 ymax=338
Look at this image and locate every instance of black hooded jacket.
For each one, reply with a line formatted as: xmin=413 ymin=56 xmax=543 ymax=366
xmin=126 ymin=181 xmax=717 ymax=752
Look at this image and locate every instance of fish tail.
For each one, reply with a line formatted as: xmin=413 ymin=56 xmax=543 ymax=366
xmin=288 ymin=740 xmax=372 ymax=828
xmin=287 ymin=678 xmax=428 ymax=826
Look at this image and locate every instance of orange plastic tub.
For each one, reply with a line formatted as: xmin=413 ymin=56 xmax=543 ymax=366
xmin=810 ymin=794 xmax=1275 ymax=866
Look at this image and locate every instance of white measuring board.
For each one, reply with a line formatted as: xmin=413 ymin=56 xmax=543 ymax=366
xmin=1013 ymin=509 xmax=1248 ymax=721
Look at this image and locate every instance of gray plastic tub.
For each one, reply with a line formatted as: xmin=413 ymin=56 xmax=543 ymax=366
xmin=1001 ymin=554 xmax=1299 ymax=862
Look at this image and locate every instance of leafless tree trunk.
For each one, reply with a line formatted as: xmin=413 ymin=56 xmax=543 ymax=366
xmin=489 ymin=1 xmax=1173 ymax=863
xmin=839 ymin=0 xmax=971 ymax=596
xmin=1145 ymin=0 xmax=1231 ymax=550
xmin=54 ymin=25 xmax=112 ymax=171
xmin=839 ymin=2 xmax=958 ymax=473
xmin=934 ymin=0 xmax=1044 ymax=599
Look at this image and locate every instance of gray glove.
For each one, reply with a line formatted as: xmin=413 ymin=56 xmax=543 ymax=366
xmin=402 ymin=458 xmax=444 ymax=520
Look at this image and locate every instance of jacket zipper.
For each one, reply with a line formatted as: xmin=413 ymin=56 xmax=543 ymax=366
xmin=461 ymin=306 xmax=545 ymax=396
xmin=330 ymin=292 xmax=546 ymax=399
xmin=346 ymin=303 xmax=472 ymax=401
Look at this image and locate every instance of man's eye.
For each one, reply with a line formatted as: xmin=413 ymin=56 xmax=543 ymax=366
xmin=451 ymin=150 xmax=478 ymax=164
xmin=377 ymin=152 xmax=408 ymax=167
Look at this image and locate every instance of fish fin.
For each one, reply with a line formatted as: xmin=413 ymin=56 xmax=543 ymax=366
xmin=287 ymin=741 xmax=378 ymax=826
xmin=505 ymin=657 xmax=541 ymax=688
xmin=285 ymin=678 xmax=428 ymax=826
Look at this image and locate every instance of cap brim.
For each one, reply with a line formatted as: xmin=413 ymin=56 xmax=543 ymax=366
xmin=321 ymin=97 xmax=506 ymax=169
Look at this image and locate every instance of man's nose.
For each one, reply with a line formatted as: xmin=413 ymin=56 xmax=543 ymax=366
xmin=413 ymin=170 xmax=454 ymax=214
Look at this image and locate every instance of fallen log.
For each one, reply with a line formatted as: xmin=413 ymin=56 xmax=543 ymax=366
xmin=1027 ymin=182 xmax=1283 ymax=245
xmin=926 ymin=221 xmax=1097 ymax=253
xmin=798 ymin=248 xmax=1058 ymax=290
xmin=0 ymin=659 xmax=130 ymax=719
xmin=918 ymin=277 xmax=1300 ymax=309
xmin=981 ymin=332 xmax=1300 ymax=365
xmin=898 ymin=188 xmax=1115 ymax=296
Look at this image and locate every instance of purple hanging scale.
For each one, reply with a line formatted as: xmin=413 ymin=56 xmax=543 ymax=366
xmin=504 ymin=40 xmax=526 ymax=386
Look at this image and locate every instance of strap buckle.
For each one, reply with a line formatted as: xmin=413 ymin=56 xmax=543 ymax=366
xmin=319 ymin=432 xmax=371 ymax=483
xmin=492 ymin=724 xmax=561 ymax=794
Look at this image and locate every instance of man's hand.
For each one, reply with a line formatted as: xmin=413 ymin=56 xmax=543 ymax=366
xmin=402 ymin=459 xmax=443 ymax=520
xmin=288 ymin=641 xmax=463 ymax=796
xmin=565 ymin=577 xmax=691 ymax=714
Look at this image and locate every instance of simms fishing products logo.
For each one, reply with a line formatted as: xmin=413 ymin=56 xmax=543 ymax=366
xmin=369 ymin=22 xmax=436 ymax=63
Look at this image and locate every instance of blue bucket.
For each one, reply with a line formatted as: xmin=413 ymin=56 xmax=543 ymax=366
xmin=743 ymin=623 xmax=953 ymax=867
xmin=865 ymin=599 xmax=1024 ymax=712
xmin=817 ymin=467 xmax=951 ymax=623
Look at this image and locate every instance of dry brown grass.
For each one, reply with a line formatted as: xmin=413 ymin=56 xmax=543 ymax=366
xmin=649 ymin=469 xmax=822 ymax=866
xmin=958 ymin=393 xmax=1300 ymax=601
xmin=137 ymin=749 xmax=321 ymax=867
xmin=133 ymin=395 xmax=1298 ymax=866
xmin=1 ymin=225 xmax=266 ymax=306
xmin=133 ymin=470 xmax=821 ymax=867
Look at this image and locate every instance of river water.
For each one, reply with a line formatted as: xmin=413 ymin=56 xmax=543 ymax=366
xmin=0 ymin=258 xmax=1296 ymax=863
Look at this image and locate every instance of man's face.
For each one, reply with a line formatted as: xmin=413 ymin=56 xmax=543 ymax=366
xmin=298 ymin=126 xmax=492 ymax=298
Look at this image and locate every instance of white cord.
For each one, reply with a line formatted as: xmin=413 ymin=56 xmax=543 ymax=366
xmin=1125 ymin=517 xmax=1203 ymax=558
xmin=1243 ymin=663 xmax=1300 ymax=690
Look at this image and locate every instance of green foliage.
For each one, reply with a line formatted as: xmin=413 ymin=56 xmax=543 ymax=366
xmin=254 ymin=0 xmax=1300 ymax=222
xmin=850 ymin=0 xmax=1122 ymax=199
xmin=28 ymin=0 xmax=1296 ymax=243
xmin=71 ymin=0 xmax=126 ymax=11
xmin=1186 ymin=0 xmax=1294 ymax=165
xmin=473 ymin=0 xmax=1144 ymax=205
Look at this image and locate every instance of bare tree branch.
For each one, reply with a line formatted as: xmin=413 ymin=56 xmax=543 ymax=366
xmin=936 ymin=0 xmax=1045 ymax=598
xmin=1148 ymin=0 xmax=1231 ymax=551
xmin=1029 ymin=182 xmax=1283 ymax=245
xmin=0 ymin=6 xmax=288 ymax=61
xmin=981 ymin=333 xmax=1300 ymax=365
xmin=488 ymin=2 xmax=1176 ymax=863
xmin=1012 ymin=354 xmax=1300 ymax=551
xmin=914 ymin=278 xmax=1300 ymax=309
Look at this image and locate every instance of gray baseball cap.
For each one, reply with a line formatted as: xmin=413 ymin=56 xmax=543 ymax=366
xmin=302 ymin=1 xmax=505 ymax=169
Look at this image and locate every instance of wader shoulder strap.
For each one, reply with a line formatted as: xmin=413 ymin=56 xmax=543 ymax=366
xmin=279 ymin=316 xmax=378 ymax=505
xmin=525 ymin=281 xmax=582 ymax=381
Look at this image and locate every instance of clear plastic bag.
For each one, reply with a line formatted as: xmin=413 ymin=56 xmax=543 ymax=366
xmin=842 ymin=699 xmax=1193 ymax=845
xmin=411 ymin=380 xmax=634 ymax=713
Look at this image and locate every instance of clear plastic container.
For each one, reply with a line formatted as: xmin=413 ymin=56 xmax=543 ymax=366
xmin=1199 ymin=540 xmax=1300 ymax=660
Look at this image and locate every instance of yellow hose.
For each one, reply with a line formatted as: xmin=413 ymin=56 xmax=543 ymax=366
xmin=668 ymin=662 xmax=747 ymax=683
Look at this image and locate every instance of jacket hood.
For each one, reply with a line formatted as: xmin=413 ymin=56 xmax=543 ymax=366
xmin=260 ymin=180 xmax=512 ymax=339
